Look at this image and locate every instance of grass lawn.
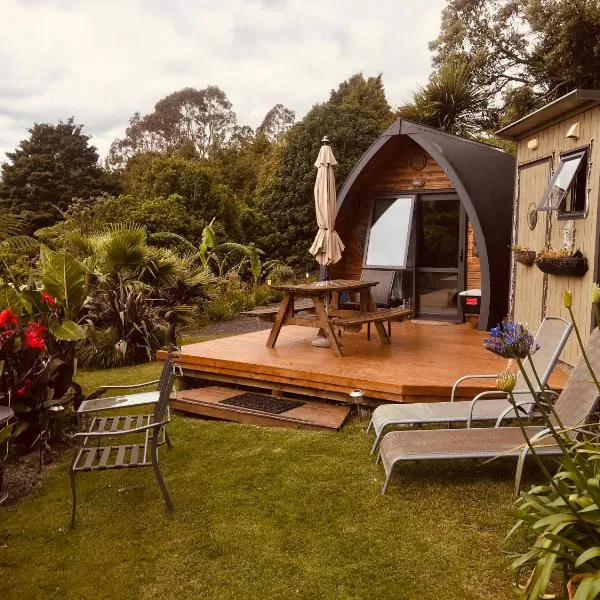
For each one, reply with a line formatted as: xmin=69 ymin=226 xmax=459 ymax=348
xmin=0 ymin=356 xmax=524 ymax=600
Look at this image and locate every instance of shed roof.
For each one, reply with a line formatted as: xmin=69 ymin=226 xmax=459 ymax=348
xmin=335 ymin=118 xmax=515 ymax=328
xmin=496 ymin=89 xmax=600 ymax=140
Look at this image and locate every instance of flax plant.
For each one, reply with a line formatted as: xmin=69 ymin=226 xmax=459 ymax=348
xmin=487 ymin=290 xmax=600 ymax=599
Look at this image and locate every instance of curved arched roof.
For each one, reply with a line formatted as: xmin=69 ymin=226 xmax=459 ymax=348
xmin=336 ymin=119 xmax=515 ymax=328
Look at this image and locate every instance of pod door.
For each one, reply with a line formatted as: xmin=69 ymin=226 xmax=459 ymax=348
xmin=415 ymin=193 xmax=466 ymax=320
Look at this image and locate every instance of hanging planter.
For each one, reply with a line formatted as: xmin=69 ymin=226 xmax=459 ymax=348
xmin=514 ymin=250 xmax=536 ymax=266
xmin=535 ymin=249 xmax=588 ymax=277
xmin=512 ymin=245 xmax=536 ymax=266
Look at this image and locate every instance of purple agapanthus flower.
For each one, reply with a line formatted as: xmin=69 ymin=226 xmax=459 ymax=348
xmin=483 ymin=319 xmax=538 ymax=359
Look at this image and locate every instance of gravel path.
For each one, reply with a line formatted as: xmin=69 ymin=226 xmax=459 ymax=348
xmin=193 ymin=315 xmax=272 ymax=337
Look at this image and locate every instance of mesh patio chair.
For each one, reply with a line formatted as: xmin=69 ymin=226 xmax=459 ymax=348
xmin=69 ymin=366 xmax=176 ymax=527
xmin=367 ymin=316 xmax=572 ymax=454
xmin=377 ymin=327 xmax=600 ymax=494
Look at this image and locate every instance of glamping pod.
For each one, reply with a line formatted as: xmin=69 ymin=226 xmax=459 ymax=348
xmin=329 ymin=119 xmax=515 ymax=329
xmin=497 ymin=89 xmax=600 ymax=365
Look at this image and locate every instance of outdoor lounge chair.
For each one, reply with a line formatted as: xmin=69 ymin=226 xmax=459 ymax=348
xmin=367 ymin=316 xmax=572 ymax=454
xmin=69 ymin=366 xmax=176 ymax=527
xmin=377 ymin=327 xmax=600 ymax=494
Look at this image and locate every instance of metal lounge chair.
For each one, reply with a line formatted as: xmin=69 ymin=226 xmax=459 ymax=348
xmin=368 ymin=316 xmax=572 ymax=454
xmin=69 ymin=367 xmax=176 ymax=527
xmin=377 ymin=327 xmax=600 ymax=494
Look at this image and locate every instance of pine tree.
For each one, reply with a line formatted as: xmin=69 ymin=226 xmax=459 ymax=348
xmin=0 ymin=118 xmax=109 ymax=232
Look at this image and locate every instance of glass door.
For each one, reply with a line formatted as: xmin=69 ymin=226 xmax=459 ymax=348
xmin=415 ymin=194 xmax=465 ymax=320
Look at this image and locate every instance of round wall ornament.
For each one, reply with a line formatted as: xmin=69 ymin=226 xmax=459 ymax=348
xmin=409 ymin=151 xmax=427 ymax=171
xmin=527 ymin=203 xmax=538 ymax=230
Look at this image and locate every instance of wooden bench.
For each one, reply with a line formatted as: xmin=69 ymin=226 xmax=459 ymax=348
xmin=331 ymin=307 xmax=412 ymax=340
xmin=331 ymin=307 xmax=412 ymax=327
xmin=241 ymin=298 xmax=316 ymax=322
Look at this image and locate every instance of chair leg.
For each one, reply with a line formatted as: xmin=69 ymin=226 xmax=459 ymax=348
xmin=382 ymin=470 xmax=392 ymax=494
xmin=152 ymin=450 xmax=173 ymax=511
xmin=165 ymin=430 xmax=173 ymax=450
xmin=387 ymin=320 xmax=391 ymax=337
xmin=69 ymin=469 xmax=77 ymax=528
xmin=370 ymin=431 xmax=383 ymax=456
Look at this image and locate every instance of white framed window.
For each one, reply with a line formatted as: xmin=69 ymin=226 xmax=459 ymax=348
xmin=538 ymin=149 xmax=588 ymax=216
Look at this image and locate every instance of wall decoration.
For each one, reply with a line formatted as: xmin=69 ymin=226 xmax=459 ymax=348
xmin=409 ymin=151 xmax=427 ymax=171
xmin=527 ymin=203 xmax=538 ymax=230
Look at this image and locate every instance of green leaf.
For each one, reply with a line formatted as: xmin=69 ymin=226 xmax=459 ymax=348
xmin=575 ymin=547 xmax=600 ymax=568
xmin=49 ymin=320 xmax=86 ymax=341
xmin=41 ymin=253 xmax=87 ymax=317
xmin=0 ymin=285 xmax=23 ymax=314
xmin=0 ymin=423 xmax=15 ymax=444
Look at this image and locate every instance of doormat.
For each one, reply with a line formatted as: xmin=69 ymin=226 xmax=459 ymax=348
xmin=220 ymin=392 xmax=305 ymax=414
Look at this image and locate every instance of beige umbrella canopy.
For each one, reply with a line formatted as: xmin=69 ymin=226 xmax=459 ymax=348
xmin=309 ymin=138 xmax=345 ymax=269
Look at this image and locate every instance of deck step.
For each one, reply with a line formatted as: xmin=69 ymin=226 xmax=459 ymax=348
xmin=171 ymin=386 xmax=350 ymax=431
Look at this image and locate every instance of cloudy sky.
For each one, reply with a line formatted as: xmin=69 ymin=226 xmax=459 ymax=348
xmin=0 ymin=0 xmax=445 ymax=161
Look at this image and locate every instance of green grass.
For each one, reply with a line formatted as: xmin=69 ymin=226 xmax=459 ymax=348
xmin=0 ymin=360 xmax=523 ymax=600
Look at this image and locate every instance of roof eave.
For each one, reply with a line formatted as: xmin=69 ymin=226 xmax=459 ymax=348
xmin=496 ymin=89 xmax=600 ymax=140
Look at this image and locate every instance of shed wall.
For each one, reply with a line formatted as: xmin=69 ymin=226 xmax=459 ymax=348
xmin=512 ymin=105 xmax=600 ymax=365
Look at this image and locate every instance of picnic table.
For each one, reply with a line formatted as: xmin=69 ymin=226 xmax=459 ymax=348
xmin=267 ymin=279 xmax=411 ymax=357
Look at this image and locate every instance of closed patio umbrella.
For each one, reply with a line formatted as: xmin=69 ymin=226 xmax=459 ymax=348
xmin=309 ymin=137 xmax=344 ymax=273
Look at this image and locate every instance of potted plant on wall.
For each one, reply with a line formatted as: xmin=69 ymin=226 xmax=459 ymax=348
xmin=512 ymin=245 xmax=537 ymax=266
xmin=535 ymin=248 xmax=588 ymax=277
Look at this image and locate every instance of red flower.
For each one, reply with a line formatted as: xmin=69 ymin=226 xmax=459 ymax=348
xmin=40 ymin=291 xmax=56 ymax=307
xmin=16 ymin=379 xmax=32 ymax=397
xmin=24 ymin=321 xmax=46 ymax=351
xmin=0 ymin=308 xmax=18 ymax=328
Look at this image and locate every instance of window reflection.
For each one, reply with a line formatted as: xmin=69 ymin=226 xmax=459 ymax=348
xmin=365 ymin=196 xmax=414 ymax=268
xmin=539 ymin=151 xmax=588 ymax=213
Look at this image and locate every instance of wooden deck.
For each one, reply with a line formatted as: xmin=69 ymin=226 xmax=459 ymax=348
xmin=165 ymin=321 xmax=568 ymax=405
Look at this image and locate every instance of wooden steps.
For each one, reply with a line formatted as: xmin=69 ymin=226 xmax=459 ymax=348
xmin=171 ymin=386 xmax=351 ymax=431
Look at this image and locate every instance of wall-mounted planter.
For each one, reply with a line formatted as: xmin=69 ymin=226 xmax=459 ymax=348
xmin=514 ymin=250 xmax=536 ymax=266
xmin=535 ymin=251 xmax=588 ymax=277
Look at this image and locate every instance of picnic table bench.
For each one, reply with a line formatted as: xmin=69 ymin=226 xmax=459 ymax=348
xmin=266 ymin=280 xmax=412 ymax=357
xmin=241 ymin=298 xmax=315 ymax=322
xmin=330 ymin=307 xmax=412 ymax=329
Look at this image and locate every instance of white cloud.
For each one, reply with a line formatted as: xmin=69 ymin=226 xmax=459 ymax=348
xmin=0 ymin=0 xmax=445 ymax=161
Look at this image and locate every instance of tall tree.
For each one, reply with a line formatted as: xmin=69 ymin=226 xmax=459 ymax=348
xmin=0 ymin=118 xmax=109 ymax=232
xmin=254 ymin=74 xmax=394 ymax=269
xmin=257 ymin=104 xmax=295 ymax=142
xmin=429 ymin=0 xmax=600 ymax=127
xmin=108 ymin=86 xmax=237 ymax=168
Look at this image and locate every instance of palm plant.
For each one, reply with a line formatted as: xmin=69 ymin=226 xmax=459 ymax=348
xmin=399 ymin=59 xmax=486 ymax=137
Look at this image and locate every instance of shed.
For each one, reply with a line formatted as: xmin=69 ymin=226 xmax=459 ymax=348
xmin=497 ymin=89 xmax=600 ymax=365
xmin=329 ymin=118 xmax=515 ymax=329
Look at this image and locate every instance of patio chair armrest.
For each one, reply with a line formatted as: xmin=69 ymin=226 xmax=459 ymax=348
xmin=87 ymin=380 xmax=160 ymax=400
xmin=450 ymin=374 xmax=500 ymax=402
xmin=72 ymin=420 xmax=167 ymax=439
xmin=494 ymin=401 xmax=539 ymax=427
xmin=466 ymin=390 xmax=508 ymax=427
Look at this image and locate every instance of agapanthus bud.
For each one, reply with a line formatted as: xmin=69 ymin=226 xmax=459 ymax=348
xmin=496 ymin=371 xmax=517 ymax=392
xmin=563 ymin=290 xmax=573 ymax=309
xmin=592 ymin=283 xmax=600 ymax=305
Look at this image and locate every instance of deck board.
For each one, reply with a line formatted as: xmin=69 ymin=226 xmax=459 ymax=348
xmin=163 ymin=322 xmax=568 ymax=404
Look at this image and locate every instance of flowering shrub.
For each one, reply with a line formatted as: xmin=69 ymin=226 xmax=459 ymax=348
xmin=0 ymin=278 xmax=87 ymax=453
xmin=483 ymin=318 xmax=539 ymax=359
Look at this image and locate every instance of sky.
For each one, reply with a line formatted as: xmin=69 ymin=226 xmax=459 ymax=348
xmin=0 ymin=0 xmax=446 ymax=161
